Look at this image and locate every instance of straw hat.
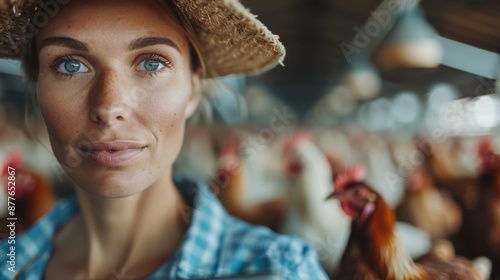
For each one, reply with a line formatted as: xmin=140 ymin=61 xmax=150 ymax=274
xmin=0 ymin=0 xmax=285 ymax=78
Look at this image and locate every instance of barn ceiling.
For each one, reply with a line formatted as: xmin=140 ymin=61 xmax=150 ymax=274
xmin=245 ymin=0 xmax=500 ymax=115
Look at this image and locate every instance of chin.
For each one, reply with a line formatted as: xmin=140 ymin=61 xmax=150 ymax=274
xmin=84 ymin=180 xmax=149 ymax=199
xmin=70 ymin=166 xmax=156 ymax=199
xmin=80 ymin=184 xmax=147 ymax=199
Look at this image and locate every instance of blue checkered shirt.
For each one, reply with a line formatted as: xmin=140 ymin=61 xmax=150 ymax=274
xmin=1 ymin=177 xmax=328 ymax=279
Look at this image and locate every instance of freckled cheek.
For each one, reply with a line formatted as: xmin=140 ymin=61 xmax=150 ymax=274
xmin=37 ymin=82 xmax=84 ymax=152
xmin=139 ymin=80 xmax=191 ymax=128
xmin=141 ymin=93 xmax=188 ymax=164
xmin=146 ymin=98 xmax=187 ymax=135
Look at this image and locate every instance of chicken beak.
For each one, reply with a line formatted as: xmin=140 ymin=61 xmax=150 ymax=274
xmin=326 ymin=191 xmax=341 ymax=201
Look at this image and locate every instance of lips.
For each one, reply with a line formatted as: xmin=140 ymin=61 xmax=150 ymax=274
xmin=79 ymin=141 xmax=145 ymax=167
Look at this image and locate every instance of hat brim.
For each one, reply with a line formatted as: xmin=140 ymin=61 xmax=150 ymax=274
xmin=0 ymin=0 xmax=285 ymax=78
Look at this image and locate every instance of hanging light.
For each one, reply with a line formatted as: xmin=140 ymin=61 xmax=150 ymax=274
xmin=304 ymin=85 xmax=357 ymax=126
xmin=391 ymin=91 xmax=421 ymax=125
xmin=359 ymin=98 xmax=394 ymax=131
xmin=343 ymin=58 xmax=382 ymax=100
xmin=426 ymin=83 xmax=458 ymax=112
xmin=322 ymin=85 xmax=357 ymax=116
xmin=472 ymin=95 xmax=500 ymax=129
xmin=373 ymin=6 xmax=443 ymax=70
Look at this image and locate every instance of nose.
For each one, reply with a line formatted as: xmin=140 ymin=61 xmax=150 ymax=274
xmin=89 ymin=69 xmax=131 ymax=127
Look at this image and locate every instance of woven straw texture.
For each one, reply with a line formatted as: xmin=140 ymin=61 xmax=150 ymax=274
xmin=0 ymin=0 xmax=285 ymax=78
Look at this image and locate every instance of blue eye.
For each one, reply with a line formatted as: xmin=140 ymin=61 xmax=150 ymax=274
xmin=57 ymin=59 xmax=89 ymax=74
xmin=138 ymin=59 xmax=165 ymax=72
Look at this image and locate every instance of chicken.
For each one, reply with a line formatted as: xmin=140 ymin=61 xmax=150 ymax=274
xmin=1 ymin=150 xmax=57 ymax=238
xmin=417 ymin=137 xmax=479 ymax=210
xmin=328 ymin=164 xmax=491 ymax=280
xmin=324 ymin=144 xmax=434 ymax=260
xmin=396 ymin=165 xmax=462 ymax=240
xmin=280 ymin=130 xmax=351 ymax=276
xmin=281 ymin=131 xmax=433 ymax=275
xmin=459 ymin=138 xmax=500 ymax=279
xmin=211 ymin=130 xmax=288 ymax=231
xmin=318 ymin=132 xmax=433 ymax=259
xmin=349 ymin=130 xmax=405 ymax=207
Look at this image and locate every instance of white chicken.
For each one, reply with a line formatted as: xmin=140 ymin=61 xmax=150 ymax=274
xmin=280 ymin=131 xmax=351 ymax=275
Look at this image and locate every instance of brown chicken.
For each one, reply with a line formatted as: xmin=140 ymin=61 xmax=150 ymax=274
xmin=327 ymin=164 xmax=491 ymax=280
xmin=396 ymin=165 xmax=462 ymax=240
xmin=460 ymin=138 xmax=500 ymax=280
xmin=211 ymin=131 xmax=288 ymax=230
xmin=1 ymin=150 xmax=57 ymax=237
xmin=417 ymin=138 xmax=479 ymax=210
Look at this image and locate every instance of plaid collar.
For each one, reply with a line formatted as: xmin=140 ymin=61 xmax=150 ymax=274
xmin=1 ymin=177 xmax=329 ymax=280
xmin=1 ymin=177 xmax=229 ymax=279
xmin=151 ymin=176 xmax=228 ymax=279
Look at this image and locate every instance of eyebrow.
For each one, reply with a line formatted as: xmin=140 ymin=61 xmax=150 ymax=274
xmin=38 ymin=37 xmax=89 ymax=52
xmin=129 ymin=37 xmax=182 ymax=53
xmin=38 ymin=36 xmax=182 ymax=53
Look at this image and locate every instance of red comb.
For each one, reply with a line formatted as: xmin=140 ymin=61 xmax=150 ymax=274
xmin=283 ymin=130 xmax=312 ymax=155
xmin=220 ymin=133 xmax=239 ymax=157
xmin=478 ymin=137 xmax=498 ymax=172
xmin=334 ymin=163 xmax=367 ymax=192
xmin=2 ymin=150 xmax=24 ymax=177
xmin=478 ymin=138 xmax=493 ymax=156
xmin=407 ymin=167 xmax=425 ymax=194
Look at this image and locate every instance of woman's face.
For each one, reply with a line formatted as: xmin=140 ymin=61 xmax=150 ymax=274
xmin=36 ymin=0 xmax=201 ymax=197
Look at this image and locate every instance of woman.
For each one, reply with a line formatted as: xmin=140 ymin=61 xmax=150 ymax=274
xmin=0 ymin=0 xmax=329 ymax=279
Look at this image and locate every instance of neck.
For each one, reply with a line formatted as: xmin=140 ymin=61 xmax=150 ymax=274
xmin=354 ymin=197 xmax=427 ymax=280
xmin=70 ymin=171 xmax=190 ymax=277
xmin=296 ymin=142 xmax=332 ymax=207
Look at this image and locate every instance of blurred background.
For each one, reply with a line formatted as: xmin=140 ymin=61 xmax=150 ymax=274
xmin=1 ymin=0 xmax=499 ymax=279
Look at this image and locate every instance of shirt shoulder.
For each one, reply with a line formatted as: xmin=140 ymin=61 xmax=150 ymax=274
xmin=219 ymin=216 xmax=329 ymax=280
xmin=0 ymin=195 xmax=78 ymax=279
xmin=150 ymin=178 xmax=329 ymax=280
